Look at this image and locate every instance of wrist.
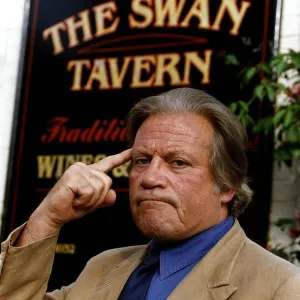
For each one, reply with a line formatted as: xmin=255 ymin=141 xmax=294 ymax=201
xmin=15 ymin=210 xmax=62 ymax=247
xmin=30 ymin=208 xmax=63 ymax=235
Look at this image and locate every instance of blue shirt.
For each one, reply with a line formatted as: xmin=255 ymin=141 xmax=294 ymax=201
xmin=145 ymin=216 xmax=234 ymax=300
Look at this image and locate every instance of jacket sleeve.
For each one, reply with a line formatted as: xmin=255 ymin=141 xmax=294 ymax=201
xmin=273 ymin=273 xmax=300 ymax=300
xmin=0 ymin=224 xmax=69 ymax=300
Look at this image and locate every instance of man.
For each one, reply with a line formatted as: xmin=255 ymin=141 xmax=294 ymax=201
xmin=0 ymin=88 xmax=299 ymax=300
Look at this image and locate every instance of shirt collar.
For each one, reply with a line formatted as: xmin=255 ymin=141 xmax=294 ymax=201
xmin=151 ymin=216 xmax=234 ymax=280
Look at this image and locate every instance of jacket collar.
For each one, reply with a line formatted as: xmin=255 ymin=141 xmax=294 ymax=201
xmin=168 ymin=219 xmax=246 ymax=300
xmin=91 ymin=245 xmax=150 ymax=300
xmin=155 ymin=216 xmax=234 ymax=280
xmin=92 ymin=220 xmax=246 ymax=300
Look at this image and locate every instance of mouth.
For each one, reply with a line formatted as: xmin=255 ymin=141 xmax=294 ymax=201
xmin=137 ymin=197 xmax=174 ymax=207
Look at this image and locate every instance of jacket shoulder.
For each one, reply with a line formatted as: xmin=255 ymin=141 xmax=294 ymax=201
xmin=63 ymin=244 xmax=148 ymax=298
xmin=229 ymin=238 xmax=300 ymax=299
xmin=86 ymin=244 xmax=147 ymax=269
xmin=233 ymin=237 xmax=300 ymax=284
xmin=243 ymin=238 xmax=300 ymax=273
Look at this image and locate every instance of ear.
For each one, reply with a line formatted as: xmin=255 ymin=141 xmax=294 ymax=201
xmin=220 ymin=189 xmax=236 ymax=204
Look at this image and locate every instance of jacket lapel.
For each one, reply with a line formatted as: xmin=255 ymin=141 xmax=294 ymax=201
xmin=91 ymin=245 xmax=150 ymax=300
xmin=167 ymin=265 xmax=237 ymax=300
xmin=91 ymin=221 xmax=246 ymax=300
xmin=168 ymin=220 xmax=246 ymax=300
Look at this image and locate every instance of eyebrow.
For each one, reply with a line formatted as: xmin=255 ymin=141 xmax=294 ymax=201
xmin=131 ymin=147 xmax=196 ymax=160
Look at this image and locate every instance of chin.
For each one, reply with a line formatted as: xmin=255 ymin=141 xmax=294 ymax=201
xmin=135 ymin=217 xmax=182 ymax=242
xmin=131 ymin=203 xmax=183 ymax=241
xmin=140 ymin=228 xmax=176 ymax=242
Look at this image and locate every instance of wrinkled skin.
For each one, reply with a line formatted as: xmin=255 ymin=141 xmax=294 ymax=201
xmin=129 ymin=113 xmax=234 ymax=242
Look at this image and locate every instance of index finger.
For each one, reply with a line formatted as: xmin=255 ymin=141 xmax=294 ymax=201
xmin=90 ymin=149 xmax=132 ymax=173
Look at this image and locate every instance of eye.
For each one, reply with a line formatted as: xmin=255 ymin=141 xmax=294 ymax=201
xmin=171 ymin=159 xmax=188 ymax=168
xmin=133 ymin=157 xmax=150 ymax=166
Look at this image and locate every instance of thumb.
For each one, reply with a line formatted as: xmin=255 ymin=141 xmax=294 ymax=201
xmin=102 ymin=189 xmax=117 ymax=206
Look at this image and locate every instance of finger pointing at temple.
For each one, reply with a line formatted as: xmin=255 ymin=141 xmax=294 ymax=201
xmin=24 ymin=149 xmax=133 ymax=240
xmin=89 ymin=148 xmax=132 ymax=173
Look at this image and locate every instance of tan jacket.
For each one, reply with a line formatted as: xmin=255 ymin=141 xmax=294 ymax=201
xmin=1 ymin=221 xmax=300 ymax=300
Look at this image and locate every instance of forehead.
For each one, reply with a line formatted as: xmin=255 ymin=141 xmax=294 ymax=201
xmin=133 ymin=113 xmax=214 ymax=152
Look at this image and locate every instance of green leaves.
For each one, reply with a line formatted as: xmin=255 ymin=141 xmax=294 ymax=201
xmin=227 ymin=49 xmax=300 ymax=165
xmin=244 ymin=66 xmax=258 ymax=83
xmin=270 ymin=49 xmax=300 ymax=75
xmin=286 ymin=125 xmax=299 ymax=143
xmin=252 ymin=79 xmax=279 ymax=102
xmin=229 ymin=102 xmax=238 ymax=113
xmin=253 ymin=116 xmax=273 ymax=134
xmin=266 ymin=85 xmax=276 ymax=102
xmin=229 ymin=101 xmax=249 ymax=114
xmin=284 ymin=109 xmax=293 ymax=127
xmin=275 ymin=218 xmax=295 ymax=227
xmin=275 ymin=60 xmax=290 ymax=75
xmin=254 ymin=84 xmax=265 ymax=100
xmin=239 ymin=115 xmax=255 ymax=128
xmin=273 ymin=109 xmax=286 ymax=126
xmin=224 ymin=54 xmax=240 ymax=66
xmin=229 ymin=101 xmax=254 ymax=128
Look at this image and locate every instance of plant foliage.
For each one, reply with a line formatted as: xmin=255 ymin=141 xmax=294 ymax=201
xmin=227 ymin=50 xmax=300 ymax=165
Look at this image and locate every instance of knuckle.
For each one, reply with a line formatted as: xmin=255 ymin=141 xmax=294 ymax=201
xmin=66 ymin=162 xmax=85 ymax=174
xmin=85 ymin=185 xmax=95 ymax=196
xmin=73 ymin=162 xmax=86 ymax=169
xmin=96 ymin=180 xmax=104 ymax=190
xmin=105 ymin=176 xmax=113 ymax=187
xmin=61 ymin=170 xmax=72 ymax=183
xmin=78 ymin=185 xmax=95 ymax=204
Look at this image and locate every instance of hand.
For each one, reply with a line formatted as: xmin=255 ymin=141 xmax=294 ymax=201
xmin=16 ymin=149 xmax=132 ymax=246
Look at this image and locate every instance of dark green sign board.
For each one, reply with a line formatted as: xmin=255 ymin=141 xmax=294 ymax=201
xmin=2 ymin=0 xmax=277 ymax=291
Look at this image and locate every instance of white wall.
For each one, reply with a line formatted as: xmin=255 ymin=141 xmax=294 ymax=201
xmin=0 ymin=0 xmax=26 ymax=228
xmin=269 ymin=0 xmax=300 ymax=247
xmin=279 ymin=0 xmax=300 ymax=51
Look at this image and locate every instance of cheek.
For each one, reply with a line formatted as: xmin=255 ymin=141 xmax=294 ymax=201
xmin=176 ymin=172 xmax=204 ymax=194
xmin=129 ymin=168 xmax=139 ymax=181
xmin=175 ymin=173 xmax=214 ymax=209
xmin=129 ymin=171 xmax=141 ymax=207
xmin=129 ymin=170 xmax=140 ymax=191
xmin=170 ymin=176 xmax=199 ymax=214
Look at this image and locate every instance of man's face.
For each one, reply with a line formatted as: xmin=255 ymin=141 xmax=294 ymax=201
xmin=129 ymin=113 xmax=233 ymax=242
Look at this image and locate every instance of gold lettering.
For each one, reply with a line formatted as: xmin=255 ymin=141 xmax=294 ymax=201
xmin=212 ymin=0 xmax=251 ymax=35
xmin=129 ymin=0 xmax=153 ymax=28
xmin=81 ymin=154 xmax=94 ymax=165
xmin=55 ymin=155 xmax=65 ymax=178
xmin=56 ymin=243 xmax=76 ymax=254
xmin=154 ymin=0 xmax=185 ymax=27
xmin=67 ymin=60 xmax=91 ymax=91
xmin=37 ymin=154 xmax=108 ymax=179
xmin=108 ymin=57 xmax=132 ymax=88
xmin=43 ymin=22 xmax=66 ymax=55
xmin=37 ymin=155 xmax=57 ymax=178
xmin=181 ymin=0 xmax=210 ymax=29
xmin=112 ymin=161 xmax=130 ymax=178
xmin=183 ymin=50 xmax=212 ymax=84
xmin=154 ymin=53 xmax=182 ymax=86
xmin=67 ymin=51 xmax=213 ymax=91
xmin=131 ymin=55 xmax=156 ymax=88
xmin=93 ymin=2 xmax=120 ymax=37
xmin=65 ymin=10 xmax=93 ymax=48
xmin=85 ymin=59 xmax=110 ymax=90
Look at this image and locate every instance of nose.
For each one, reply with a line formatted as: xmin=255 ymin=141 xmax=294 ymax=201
xmin=140 ymin=157 xmax=167 ymax=189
